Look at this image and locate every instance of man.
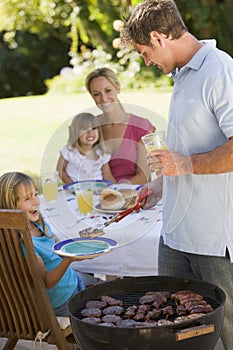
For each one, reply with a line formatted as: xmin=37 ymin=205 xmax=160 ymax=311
xmin=122 ymin=1 xmax=233 ymax=348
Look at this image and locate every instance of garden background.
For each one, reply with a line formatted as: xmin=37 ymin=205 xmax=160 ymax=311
xmin=0 ymin=0 xmax=232 ymax=179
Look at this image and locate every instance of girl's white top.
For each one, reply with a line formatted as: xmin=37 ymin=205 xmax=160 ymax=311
xmin=60 ymin=145 xmax=111 ymax=181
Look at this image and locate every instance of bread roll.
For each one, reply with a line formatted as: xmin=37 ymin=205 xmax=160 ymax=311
xmin=100 ymin=189 xmax=125 ymax=210
xmin=118 ymin=189 xmax=137 ymax=209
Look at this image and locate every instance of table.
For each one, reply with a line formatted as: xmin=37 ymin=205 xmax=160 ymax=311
xmin=40 ymin=187 xmax=163 ymax=277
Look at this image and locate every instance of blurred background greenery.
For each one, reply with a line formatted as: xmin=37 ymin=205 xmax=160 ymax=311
xmin=0 ymin=0 xmax=232 ymax=98
xmin=0 ymin=0 xmax=232 ymax=181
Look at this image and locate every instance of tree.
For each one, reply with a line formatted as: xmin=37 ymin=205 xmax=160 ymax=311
xmin=176 ymin=0 xmax=233 ymax=54
xmin=0 ymin=0 xmax=132 ymax=97
xmin=0 ymin=0 xmax=232 ymax=97
xmin=0 ymin=30 xmax=70 ymax=97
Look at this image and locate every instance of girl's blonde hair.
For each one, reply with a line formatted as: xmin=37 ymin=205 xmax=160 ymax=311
xmin=0 ymin=172 xmax=46 ymax=231
xmin=68 ymin=112 xmax=99 ymax=148
xmin=85 ymin=67 xmax=120 ymax=94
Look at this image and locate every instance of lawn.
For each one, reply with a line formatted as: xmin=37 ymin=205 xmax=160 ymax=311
xmin=0 ymin=89 xmax=171 ymax=179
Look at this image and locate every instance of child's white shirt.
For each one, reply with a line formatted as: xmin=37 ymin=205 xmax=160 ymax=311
xmin=60 ymin=145 xmax=111 ymax=181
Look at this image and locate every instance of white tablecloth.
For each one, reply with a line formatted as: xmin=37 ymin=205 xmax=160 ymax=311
xmin=40 ymin=188 xmax=162 ymax=277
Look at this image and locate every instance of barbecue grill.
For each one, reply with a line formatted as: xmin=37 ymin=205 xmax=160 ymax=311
xmin=68 ymin=276 xmax=225 ymax=350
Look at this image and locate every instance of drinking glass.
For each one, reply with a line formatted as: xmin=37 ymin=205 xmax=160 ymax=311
xmin=141 ymin=131 xmax=167 ymax=179
xmin=41 ymin=171 xmax=58 ymax=201
xmin=141 ymin=131 xmax=167 ymax=151
xmin=74 ymin=182 xmax=94 ymax=215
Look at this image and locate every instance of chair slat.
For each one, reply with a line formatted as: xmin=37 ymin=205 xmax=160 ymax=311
xmin=2 ymin=228 xmax=43 ymax=338
xmin=1 ymin=229 xmax=22 ymax=336
xmin=0 ymin=210 xmax=78 ymax=349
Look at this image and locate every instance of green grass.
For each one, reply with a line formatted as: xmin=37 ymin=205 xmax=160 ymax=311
xmin=0 ymin=89 xmax=171 ymax=179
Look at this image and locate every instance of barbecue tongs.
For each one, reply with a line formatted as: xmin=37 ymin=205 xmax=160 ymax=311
xmin=103 ymin=190 xmax=152 ymax=228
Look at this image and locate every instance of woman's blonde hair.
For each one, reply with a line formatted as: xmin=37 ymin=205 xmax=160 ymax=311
xmin=0 ymin=172 xmax=45 ymax=230
xmin=67 ymin=112 xmax=99 ymax=148
xmin=85 ymin=67 xmax=120 ymax=94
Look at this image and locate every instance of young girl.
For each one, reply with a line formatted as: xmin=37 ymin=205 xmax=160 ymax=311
xmin=56 ymin=112 xmax=116 ymax=184
xmin=0 ymin=171 xmax=87 ymax=316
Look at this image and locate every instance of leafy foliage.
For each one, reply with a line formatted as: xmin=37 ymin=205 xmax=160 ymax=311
xmin=46 ymin=46 xmax=172 ymax=95
xmin=176 ymin=0 xmax=233 ymax=54
xmin=0 ymin=0 xmax=232 ymax=97
xmin=0 ymin=30 xmax=70 ymax=97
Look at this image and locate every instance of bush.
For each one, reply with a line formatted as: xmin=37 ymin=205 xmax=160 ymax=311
xmin=45 ymin=47 xmax=173 ymax=94
xmin=0 ymin=31 xmax=70 ymax=98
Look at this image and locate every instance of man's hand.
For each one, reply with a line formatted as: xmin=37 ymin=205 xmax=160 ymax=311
xmin=138 ymin=177 xmax=163 ymax=209
xmin=147 ymin=150 xmax=192 ymax=176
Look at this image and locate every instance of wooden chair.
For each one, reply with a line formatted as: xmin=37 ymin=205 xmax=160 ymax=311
xmin=0 ymin=209 xmax=80 ymax=350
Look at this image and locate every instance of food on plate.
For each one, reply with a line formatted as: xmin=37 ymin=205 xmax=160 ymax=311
xmin=118 ymin=188 xmax=138 ymax=209
xmin=100 ymin=188 xmax=125 ymax=210
xmin=100 ymin=188 xmax=138 ymax=210
xmin=79 ymin=227 xmax=104 ymax=238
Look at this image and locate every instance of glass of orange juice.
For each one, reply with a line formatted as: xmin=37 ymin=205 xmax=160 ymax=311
xmin=74 ymin=182 xmax=93 ymax=215
xmin=141 ymin=131 xmax=167 ymax=179
xmin=41 ymin=171 xmax=58 ymax=201
xmin=141 ymin=131 xmax=167 ymax=151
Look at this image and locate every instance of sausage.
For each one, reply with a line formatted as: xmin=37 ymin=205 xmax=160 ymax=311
xmin=189 ymin=304 xmax=213 ymax=314
xmin=171 ymin=290 xmax=194 ymax=300
xmin=179 ymin=294 xmax=204 ymax=305
xmin=184 ymin=299 xmax=207 ymax=308
xmin=185 ymin=300 xmax=208 ymax=311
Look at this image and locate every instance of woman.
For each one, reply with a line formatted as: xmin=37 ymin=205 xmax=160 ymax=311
xmin=85 ymin=67 xmax=155 ymax=184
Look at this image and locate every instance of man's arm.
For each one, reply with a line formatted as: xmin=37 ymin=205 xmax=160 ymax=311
xmin=148 ymin=137 xmax=233 ymax=176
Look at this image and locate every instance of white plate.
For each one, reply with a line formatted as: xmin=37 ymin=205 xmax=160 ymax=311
xmin=53 ymin=237 xmax=118 ymax=260
xmin=94 ymin=187 xmax=138 ymax=214
xmin=94 ymin=203 xmax=125 ymax=214
xmin=63 ymin=180 xmax=112 ymax=195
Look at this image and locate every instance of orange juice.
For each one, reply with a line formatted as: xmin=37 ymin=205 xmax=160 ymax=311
xmin=42 ymin=180 xmax=58 ymax=201
xmin=41 ymin=172 xmax=58 ymax=201
xmin=145 ymin=144 xmax=168 ymax=152
xmin=76 ymin=190 xmax=93 ymax=214
xmin=142 ymin=132 xmax=168 ymax=179
xmin=142 ymin=131 xmax=168 ymax=152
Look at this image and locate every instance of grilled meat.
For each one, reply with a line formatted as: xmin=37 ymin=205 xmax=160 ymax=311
xmin=101 ymin=295 xmax=123 ymax=306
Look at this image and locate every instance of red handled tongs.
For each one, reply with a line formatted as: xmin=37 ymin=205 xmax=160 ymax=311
xmin=103 ymin=190 xmax=152 ymax=228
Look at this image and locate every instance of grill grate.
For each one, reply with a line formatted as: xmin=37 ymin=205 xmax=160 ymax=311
xmin=74 ymin=290 xmax=220 ymax=323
